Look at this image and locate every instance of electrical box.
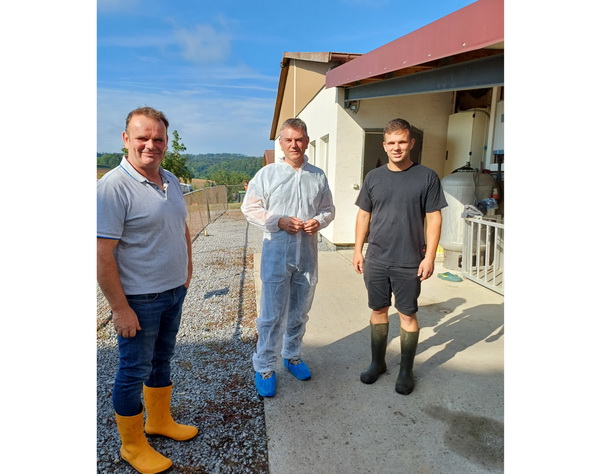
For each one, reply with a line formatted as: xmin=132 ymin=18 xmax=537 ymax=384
xmin=444 ymin=110 xmax=488 ymax=176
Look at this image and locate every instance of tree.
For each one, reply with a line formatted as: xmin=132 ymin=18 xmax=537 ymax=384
xmin=162 ymin=130 xmax=192 ymax=183
xmin=186 ymin=154 xmax=262 ymax=179
xmin=206 ymin=169 xmax=252 ymax=202
xmin=97 ymin=153 xmax=122 ymax=168
xmin=207 ymin=169 xmax=251 ymax=186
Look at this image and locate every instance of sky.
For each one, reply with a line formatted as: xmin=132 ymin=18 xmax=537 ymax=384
xmin=97 ymin=0 xmax=477 ymax=156
xmin=6 ymin=2 xmax=600 ymax=469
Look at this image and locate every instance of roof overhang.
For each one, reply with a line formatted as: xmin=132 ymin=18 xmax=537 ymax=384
xmin=345 ymin=53 xmax=503 ymax=101
xmin=326 ymin=0 xmax=504 ymax=98
xmin=282 ymin=52 xmax=361 ymax=64
xmin=270 ymin=52 xmax=361 ymax=140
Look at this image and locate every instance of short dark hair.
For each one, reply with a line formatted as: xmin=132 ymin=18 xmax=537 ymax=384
xmin=383 ymin=118 xmax=411 ymax=138
xmin=125 ymin=107 xmax=169 ymax=132
xmin=280 ymin=118 xmax=308 ymax=137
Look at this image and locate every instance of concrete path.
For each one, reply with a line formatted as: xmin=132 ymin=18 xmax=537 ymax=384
xmin=254 ymin=248 xmax=504 ymax=473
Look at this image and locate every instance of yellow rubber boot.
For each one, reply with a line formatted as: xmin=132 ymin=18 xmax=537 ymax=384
xmin=143 ymin=384 xmax=199 ymax=441
xmin=115 ymin=411 xmax=172 ymax=474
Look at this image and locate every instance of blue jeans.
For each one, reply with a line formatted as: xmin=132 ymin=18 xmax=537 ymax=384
xmin=112 ymin=285 xmax=187 ymax=416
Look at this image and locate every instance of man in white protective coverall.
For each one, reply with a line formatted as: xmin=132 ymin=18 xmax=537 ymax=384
xmin=241 ymin=118 xmax=335 ymax=397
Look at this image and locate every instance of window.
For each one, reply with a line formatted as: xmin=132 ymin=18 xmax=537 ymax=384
xmin=308 ymin=140 xmax=316 ymax=163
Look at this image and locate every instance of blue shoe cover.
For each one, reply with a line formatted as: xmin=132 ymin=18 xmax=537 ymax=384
xmin=255 ymin=371 xmax=276 ymax=397
xmin=284 ymin=358 xmax=311 ymax=380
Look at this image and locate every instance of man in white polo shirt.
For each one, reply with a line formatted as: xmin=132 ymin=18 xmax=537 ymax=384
xmin=97 ymin=107 xmax=197 ymax=473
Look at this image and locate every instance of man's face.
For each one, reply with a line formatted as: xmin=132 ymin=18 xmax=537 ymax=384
xmin=383 ymin=129 xmax=415 ymax=169
xmin=279 ymin=127 xmax=309 ymax=163
xmin=122 ymin=114 xmax=168 ymax=174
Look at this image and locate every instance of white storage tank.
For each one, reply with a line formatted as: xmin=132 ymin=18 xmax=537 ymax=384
xmin=440 ymin=168 xmax=494 ymax=270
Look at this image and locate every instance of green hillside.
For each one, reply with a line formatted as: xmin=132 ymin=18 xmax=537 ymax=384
xmin=96 ymin=152 xmax=263 ymax=181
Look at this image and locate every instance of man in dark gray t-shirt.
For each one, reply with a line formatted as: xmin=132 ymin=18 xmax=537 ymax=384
xmin=353 ymin=118 xmax=447 ymax=396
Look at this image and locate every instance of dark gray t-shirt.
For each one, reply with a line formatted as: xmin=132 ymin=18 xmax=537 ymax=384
xmin=97 ymin=157 xmax=189 ymax=295
xmin=355 ymin=162 xmax=447 ymax=267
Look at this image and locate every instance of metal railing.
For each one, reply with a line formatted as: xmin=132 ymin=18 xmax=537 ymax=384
xmin=462 ymin=216 xmax=504 ymax=295
xmin=97 ymin=185 xmax=229 ymax=327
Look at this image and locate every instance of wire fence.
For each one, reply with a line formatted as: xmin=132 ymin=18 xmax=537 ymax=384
xmin=186 ymin=185 xmax=229 ymax=240
xmin=97 ymin=185 xmax=232 ymax=328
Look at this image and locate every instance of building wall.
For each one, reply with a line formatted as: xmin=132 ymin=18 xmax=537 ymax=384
xmin=278 ymin=61 xmax=334 ymax=134
xmin=353 ymin=92 xmax=455 ymax=178
xmin=295 ymin=87 xmax=343 ymax=244
xmin=296 ymin=89 xmax=454 ymax=245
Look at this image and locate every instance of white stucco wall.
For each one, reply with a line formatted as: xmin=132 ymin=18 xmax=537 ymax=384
xmin=280 ymin=88 xmax=455 ymax=246
xmin=298 ymin=87 xmax=365 ymax=246
xmin=351 ymin=92 xmax=455 ymax=178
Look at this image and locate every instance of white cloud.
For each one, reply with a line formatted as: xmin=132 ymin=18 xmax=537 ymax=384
xmin=97 ymin=13 xmax=275 ymax=155
xmin=98 ymin=34 xmax=175 ymax=48
xmin=173 ymin=23 xmax=232 ymax=63
xmin=98 ymin=87 xmax=274 ymax=156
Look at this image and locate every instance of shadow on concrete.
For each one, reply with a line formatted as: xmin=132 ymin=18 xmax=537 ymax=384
xmin=269 ymin=293 xmax=504 ymax=473
xmin=417 ymin=300 xmax=505 ymax=373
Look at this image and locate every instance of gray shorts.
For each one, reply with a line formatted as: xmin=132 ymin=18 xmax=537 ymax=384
xmin=363 ymin=258 xmax=421 ymax=316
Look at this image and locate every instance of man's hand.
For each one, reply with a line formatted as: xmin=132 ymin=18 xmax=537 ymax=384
xmin=112 ymin=306 xmax=142 ymax=338
xmin=278 ymin=217 xmax=304 ymax=234
xmin=353 ymin=251 xmax=365 ymax=274
xmin=417 ymin=258 xmax=435 ymax=281
xmin=303 ymin=219 xmax=320 ymax=235
xmin=353 ymin=209 xmax=370 ymax=275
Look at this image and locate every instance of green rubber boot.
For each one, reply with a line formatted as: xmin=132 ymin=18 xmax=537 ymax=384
xmin=395 ymin=328 xmax=420 ymax=395
xmin=360 ymin=323 xmax=389 ymax=384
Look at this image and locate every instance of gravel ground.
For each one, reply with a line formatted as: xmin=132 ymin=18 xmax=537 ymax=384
xmin=97 ymin=210 xmax=269 ymax=473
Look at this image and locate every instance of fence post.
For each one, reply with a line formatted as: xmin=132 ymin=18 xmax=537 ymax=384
xmin=206 ymin=193 xmax=211 ymax=224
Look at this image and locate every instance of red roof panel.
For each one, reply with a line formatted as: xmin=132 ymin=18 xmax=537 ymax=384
xmin=326 ymin=0 xmax=503 ymax=88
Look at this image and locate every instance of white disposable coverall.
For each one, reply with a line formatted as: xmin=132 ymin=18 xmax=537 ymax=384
xmin=241 ymin=155 xmax=335 ymax=372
